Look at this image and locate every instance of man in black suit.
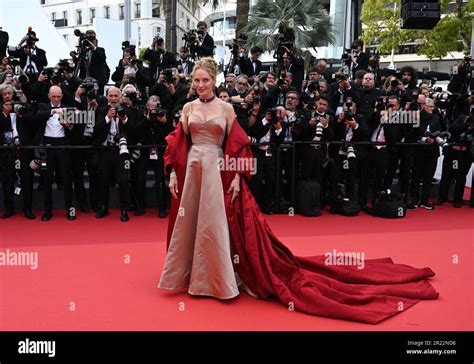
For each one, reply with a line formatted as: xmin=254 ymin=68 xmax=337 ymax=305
xmin=75 ymin=30 xmax=109 ymax=95
xmin=0 ymin=28 xmax=8 ymax=59
xmin=0 ymin=84 xmax=37 ymax=219
xmin=35 ymin=86 xmax=75 ymax=221
xmin=344 ymin=39 xmax=370 ymax=78
xmin=94 ymin=87 xmax=134 ymax=222
xmin=8 ymin=30 xmax=47 ymax=77
xmin=177 ymin=47 xmax=195 ymax=75
xmin=283 ymin=49 xmax=305 ymax=92
xmin=196 ymin=21 xmax=214 ymax=58
xmin=143 ymin=37 xmax=177 ymax=83
xmin=239 ymin=46 xmax=263 ymax=78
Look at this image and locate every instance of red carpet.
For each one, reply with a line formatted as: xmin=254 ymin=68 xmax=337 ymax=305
xmin=0 ymin=205 xmax=472 ymax=331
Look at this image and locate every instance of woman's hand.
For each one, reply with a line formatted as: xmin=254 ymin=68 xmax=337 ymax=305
xmin=169 ymin=176 xmax=179 ymax=199
xmin=227 ymin=174 xmax=240 ymax=203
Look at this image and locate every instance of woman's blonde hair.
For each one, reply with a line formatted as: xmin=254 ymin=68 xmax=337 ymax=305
xmin=192 ymin=57 xmax=218 ymax=79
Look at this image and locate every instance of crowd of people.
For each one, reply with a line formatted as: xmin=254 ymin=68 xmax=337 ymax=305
xmin=0 ymin=25 xmax=473 ymax=222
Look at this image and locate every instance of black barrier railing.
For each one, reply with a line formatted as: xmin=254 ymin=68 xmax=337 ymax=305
xmin=1 ymin=140 xmax=473 ymax=208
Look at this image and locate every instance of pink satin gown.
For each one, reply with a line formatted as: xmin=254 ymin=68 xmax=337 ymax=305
xmin=158 ymin=105 xmax=240 ymax=299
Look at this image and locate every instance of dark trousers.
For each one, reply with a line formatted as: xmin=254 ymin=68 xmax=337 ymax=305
xmin=278 ymin=148 xmax=295 ymax=201
xmin=71 ymin=137 xmax=99 ymax=209
xmin=251 ymin=148 xmax=277 ymax=212
xmin=410 ymin=152 xmax=438 ymax=204
xmin=385 ymin=147 xmax=414 ymax=196
xmin=135 ymin=153 xmax=169 ymax=211
xmin=330 ymin=154 xmax=358 ymax=204
xmin=42 ymin=137 xmax=73 ymax=211
xmin=370 ymin=147 xmax=390 ymax=198
xmin=299 ymin=147 xmax=325 ymax=182
xmin=0 ymin=153 xmax=16 ymax=211
xmin=97 ymin=149 xmax=131 ymax=209
xmin=438 ymin=148 xmax=471 ymax=203
xmin=357 ymin=155 xmax=370 ymax=206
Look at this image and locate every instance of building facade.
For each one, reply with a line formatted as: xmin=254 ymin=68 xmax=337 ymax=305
xmin=39 ymin=0 xmax=201 ymax=51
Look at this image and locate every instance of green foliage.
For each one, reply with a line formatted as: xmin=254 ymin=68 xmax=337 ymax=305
xmin=360 ymin=0 xmax=473 ymax=59
xmin=240 ymin=0 xmax=336 ymax=52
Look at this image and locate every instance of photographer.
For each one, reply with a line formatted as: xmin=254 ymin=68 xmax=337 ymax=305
xmin=0 ymin=84 xmax=36 ymax=219
xmin=343 ymin=39 xmax=369 ymax=78
xmin=134 ymin=96 xmax=173 ymax=218
xmin=59 ymin=59 xmax=84 ymax=107
xmin=112 ymin=43 xmax=150 ymax=95
xmin=448 ymin=56 xmax=472 ymax=94
xmin=144 ymin=36 xmax=177 ymax=83
xmin=8 ymin=28 xmax=47 ymax=77
xmin=249 ymin=105 xmax=286 ymax=214
xmin=399 ymin=66 xmax=418 ymax=94
xmin=329 ymin=74 xmax=362 ymax=115
xmin=283 ymin=49 xmax=304 ymax=92
xmin=35 ymin=86 xmax=75 ymax=221
xmin=94 ymin=87 xmax=134 ymax=222
xmin=195 ymin=21 xmax=214 ymax=58
xmin=69 ymin=79 xmax=101 ymax=213
xmin=299 ymin=94 xmax=334 ymax=194
xmin=239 ymin=46 xmax=263 ymax=78
xmin=177 ymin=46 xmax=195 ymax=75
xmin=407 ymin=98 xmax=442 ymax=210
xmin=150 ymin=68 xmax=181 ymax=111
xmin=435 ymin=111 xmax=473 ymax=208
xmin=74 ymin=30 xmax=109 ymax=95
xmin=329 ymin=99 xmax=369 ymax=212
xmin=360 ymin=72 xmax=384 ymax=122
xmin=0 ymin=28 xmax=8 ymax=59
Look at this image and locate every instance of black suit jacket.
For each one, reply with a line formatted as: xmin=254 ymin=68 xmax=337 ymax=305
xmin=197 ymin=33 xmax=214 ymax=58
xmin=77 ymin=47 xmax=109 ymax=87
xmin=177 ymin=59 xmax=195 ymax=75
xmin=34 ymin=102 xmax=73 ymax=144
xmin=0 ymin=30 xmax=8 ymax=59
xmin=0 ymin=110 xmax=37 ymax=147
xmin=9 ymin=46 xmax=48 ymax=74
xmin=143 ymin=49 xmax=177 ymax=80
xmin=239 ymin=58 xmax=263 ymax=78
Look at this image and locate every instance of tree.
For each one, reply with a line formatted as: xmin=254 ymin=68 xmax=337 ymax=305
xmin=240 ymin=0 xmax=336 ymax=53
xmin=236 ymin=0 xmax=250 ymax=35
xmin=360 ymin=0 xmax=474 ymax=59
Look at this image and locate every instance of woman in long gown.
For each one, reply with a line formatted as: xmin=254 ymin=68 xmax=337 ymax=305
xmin=158 ymin=58 xmax=438 ymax=324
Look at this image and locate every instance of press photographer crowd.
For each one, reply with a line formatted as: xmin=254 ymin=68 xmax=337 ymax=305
xmin=0 ymin=24 xmax=473 ymax=222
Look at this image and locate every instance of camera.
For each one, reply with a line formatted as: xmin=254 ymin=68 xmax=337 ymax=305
xmin=427 ymin=131 xmax=450 ymax=148
xmin=82 ymin=77 xmax=98 ymax=97
xmin=390 ymin=79 xmax=400 ymax=88
xmin=376 ymin=96 xmax=388 ymax=112
xmin=266 ymin=107 xmax=280 ymax=124
xmin=30 ymin=146 xmax=47 ymax=171
xmin=149 ymin=108 xmax=166 ymax=119
xmin=228 ymin=33 xmax=248 ymax=56
xmin=13 ymin=74 xmax=28 ymax=85
xmin=306 ymin=81 xmax=319 ymax=94
xmin=122 ymin=41 xmax=136 ymax=58
xmin=315 ymin=121 xmax=324 ymax=140
xmin=13 ymin=103 xmax=27 ymax=116
xmin=162 ymin=68 xmax=175 ymax=84
xmin=25 ymin=27 xmax=39 ymax=47
xmin=346 ymin=144 xmax=356 ymax=159
xmin=115 ymin=105 xmax=127 ymax=118
xmin=118 ymin=137 xmax=129 ymax=156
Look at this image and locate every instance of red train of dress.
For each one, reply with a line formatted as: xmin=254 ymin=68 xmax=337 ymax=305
xmin=163 ymin=120 xmax=439 ymax=324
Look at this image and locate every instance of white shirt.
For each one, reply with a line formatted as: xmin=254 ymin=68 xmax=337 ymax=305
xmin=24 ymin=48 xmax=39 ymax=74
xmin=44 ymin=104 xmax=65 ymax=138
xmin=371 ymin=124 xmax=385 ymax=149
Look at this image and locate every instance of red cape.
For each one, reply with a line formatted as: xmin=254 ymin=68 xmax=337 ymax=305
xmin=163 ymin=121 xmax=438 ymax=324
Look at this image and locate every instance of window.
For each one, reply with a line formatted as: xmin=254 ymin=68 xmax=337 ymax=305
xmin=135 ymin=2 xmax=141 ymax=18
xmin=76 ymin=10 xmax=82 ymax=25
xmin=187 ymin=18 xmax=190 ymax=29
xmin=152 ymin=0 xmax=160 ymax=17
xmin=119 ymin=5 xmax=125 ymax=20
xmin=63 ymin=11 xmax=68 ymax=20
xmin=155 ymin=26 xmax=162 ymax=38
xmin=51 ymin=12 xmax=56 ymax=20
xmin=63 ymin=34 xmax=68 ymax=42
xmin=90 ymin=8 xmax=96 ymax=23
xmin=40 ymin=0 xmax=45 ymax=4
xmin=104 ymin=6 xmax=110 ymax=19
